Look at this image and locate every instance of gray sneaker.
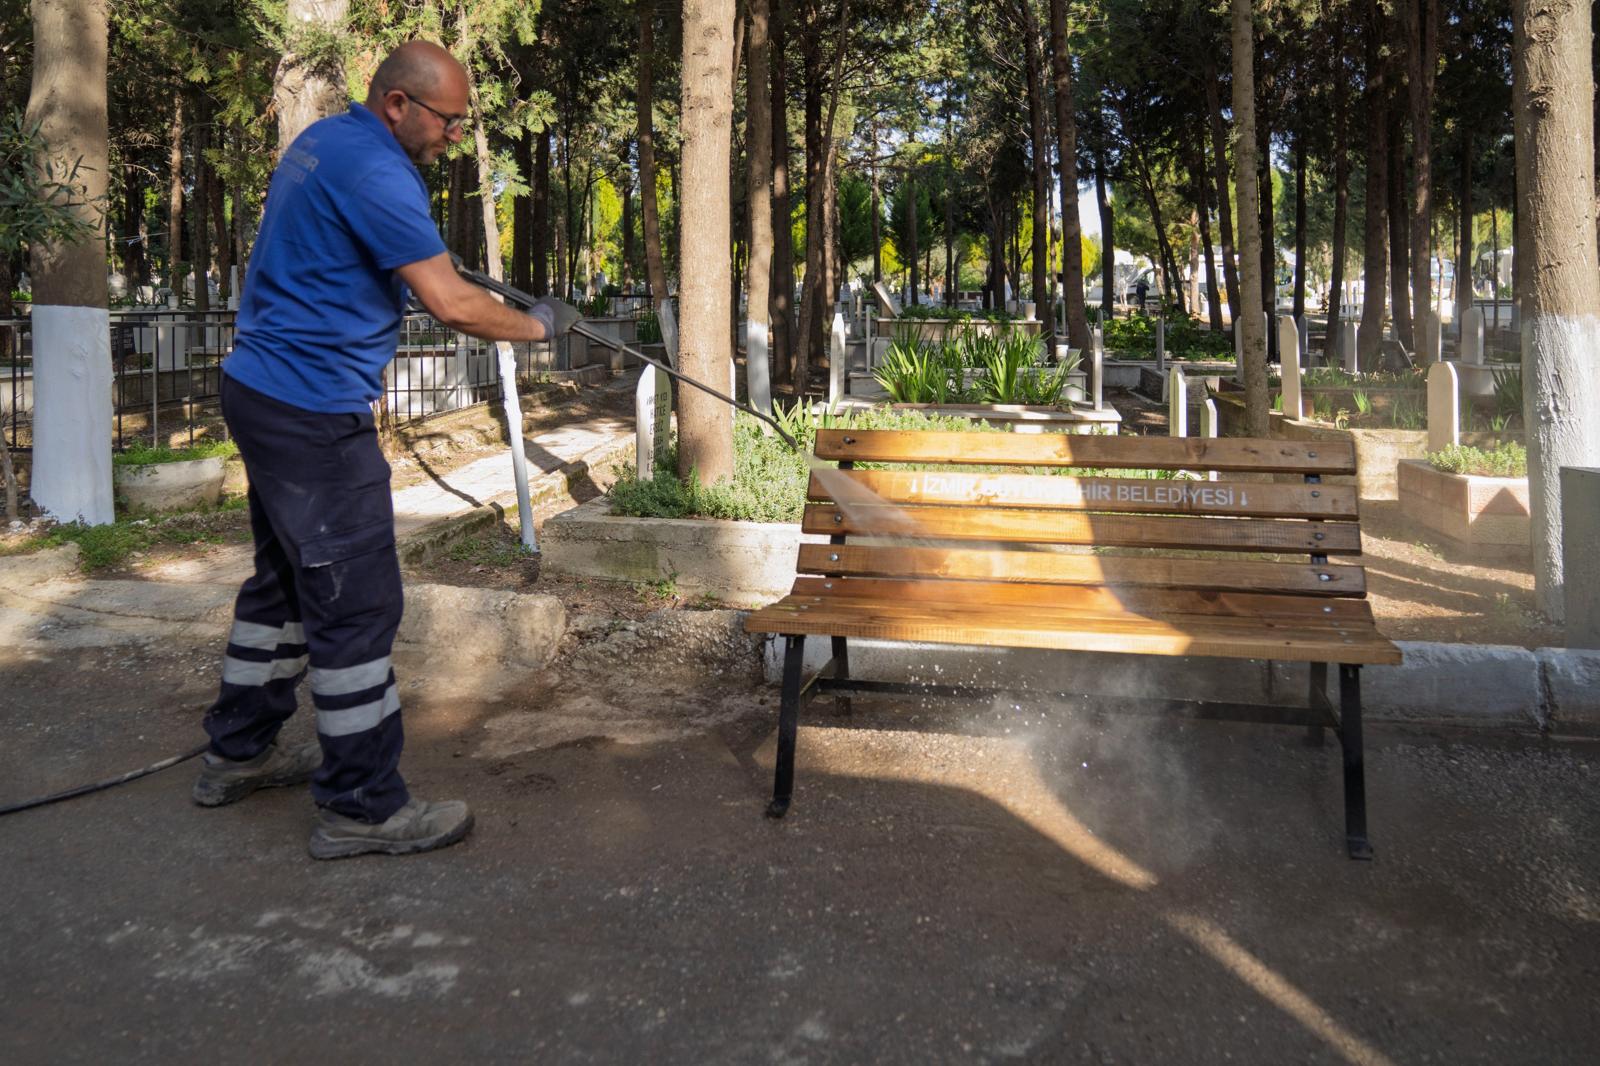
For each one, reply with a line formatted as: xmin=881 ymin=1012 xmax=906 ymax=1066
xmin=308 ymin=798 xmax=474 ymax=860
xmin=192 ymin=740 xmax=322 ymax=807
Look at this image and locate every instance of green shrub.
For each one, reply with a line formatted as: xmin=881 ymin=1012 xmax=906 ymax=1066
xmin=113 ymin=439 xmax=237 ymax=466
xmin=636 ymin=309 xmax=662 ymax=344
xmin=1428 ymin=441 xmax=1527 ymax=478
xmin=607 ymin=408 xmax=1000 ymax=523
xmin=898 ymin=304 xmax=1015 ymax=323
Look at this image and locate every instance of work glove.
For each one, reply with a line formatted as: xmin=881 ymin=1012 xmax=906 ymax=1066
xmin=531 ymin=296 xmax=581 ymax=340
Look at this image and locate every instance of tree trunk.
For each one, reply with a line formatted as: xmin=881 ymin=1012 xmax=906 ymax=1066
xmin=1231 ymin=0 xmax=1268 ymax=436
xmin=1325 ymin=14 xmax=1350 ymax=362
xmin=1512 ymin=0 xmax=1600 ymax=619
xmin=745 ymin=0 xmax=775 ymax=410
xmin=1205 ymin=57 xmax=1243 ymax=330
xmin=906 ymin=174 xmax=920 ymax=303
xmin=1293 ymin=133 xmax=1307 ymax=322
xmin=1048 ymin=0 xmax=1089 ymax=345
xmin=209 ymin=153 xmax=232 ymax=304
xmin=1388 ymin=92 xmax=1412 ymax=349
xmin=869 ymin=121 xmax=882 ymax=282
xmin=1196 ymin=144 xmax=1223 ymax=330
xmin=638 ymin=0 xmax=669 ymax=307
xmin=1096 ymin=156 xmax=1113 ymax=320
xmin=472 ymin=85 xmax=507 ymax=285
xmin=1456 ymin=129 xmax=1472 ymax=322
xmin=1018 ymin=0 xmax=1050 ymax=319
xmin=512 ymin=132 xmax=532 ymax=293
xmin=121 ymin=165 xmax=148 ymax=288
xmin=1357 ymin=0 xmax=1389 ymax=371
xmin=533 ymin=128 xmax=551 ymax=296
xmin=191 ymin=98 xmax=211 ymax=312
xmin=26 ymin=0 xmax=113 ymax=524
xmin=770 ymin=1 xmax=794 ymax=388
xmin=676 ymin=0 xmax=737 ymax=484
xmin=1257 ymin=113 xmax=1275 ymax=361
xmin=167 ymin=91 xmax=184 ymax=299
xmin=1406 ymin=0 xmax=1438 ymax=360
xmin=271 ymin=0 xmax=348 ymax=159
xmin=797 ymin=14 xmax=824 ymax=388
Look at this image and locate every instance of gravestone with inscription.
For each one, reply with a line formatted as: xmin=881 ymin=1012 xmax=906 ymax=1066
xmin=635 ymin=363 xmax=672 ymax=476
xmin=1427 ymin=361 xmax=1460 ymax=454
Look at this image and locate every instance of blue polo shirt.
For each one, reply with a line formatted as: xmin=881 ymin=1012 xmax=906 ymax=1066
xmin=224 ymin=104 xmax=446 ymax=413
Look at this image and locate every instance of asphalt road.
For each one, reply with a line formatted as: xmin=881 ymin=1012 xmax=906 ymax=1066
xmin=3 ymin=637 xmax=1598 ymax=1065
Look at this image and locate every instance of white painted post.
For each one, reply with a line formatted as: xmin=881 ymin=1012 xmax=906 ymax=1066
xmin=1461 ymin=306 xmax=1485 ymax=365
xmin=1168 ymin=366 xmax=1188 ymax=437
xmin=828 ymin=311 xmax=847 ymax=410
xmin=1279 ymin=314 xmax=1303 ymax=420
xmin=1427 ymin=361 xmax=1460 ymax=454
xmin=635 ymin=363 xmax=671 ymax=477
xmin=494 ymin=340 xmax=537 ymax=551
xmin=1090 ymin=326 xmax=1105 ymax=411
xmin=1341 ymin=321 xmax=1359 ymax=374
xmin=746 ymin=317 xmax=772 ymax=421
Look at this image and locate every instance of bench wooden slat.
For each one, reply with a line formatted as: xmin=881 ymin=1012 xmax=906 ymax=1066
xmin=788 ymin=576 xmax=1377 ymax=622
xmin=814 ymin=429 xmax=1357 ymax=474
xmin=807 ymin=468 xmax=1358 ymax=519
xmin=795 ymin=544 xmax=1368 ymax=596
xmin=801 ymin=503 xmax=1363 ymax=554
xmin=746 ymin=597 xmax=1402 ymax=665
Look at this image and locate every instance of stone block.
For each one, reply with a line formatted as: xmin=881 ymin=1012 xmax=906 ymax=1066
xmin=1535 ymin=647 xmax=1600 ymax=730
xmin=1360 ymin=641 xmax=1542 ymax=728
xmin=399 ymin=582 xmax=564 ymax=666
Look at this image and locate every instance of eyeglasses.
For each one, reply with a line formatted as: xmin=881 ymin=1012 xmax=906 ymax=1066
xmin=402 ymin=92 xmax=469 ymax=134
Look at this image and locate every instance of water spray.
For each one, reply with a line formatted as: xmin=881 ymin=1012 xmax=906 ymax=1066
xmin=450 ymin=261 xmax=802 ymax=454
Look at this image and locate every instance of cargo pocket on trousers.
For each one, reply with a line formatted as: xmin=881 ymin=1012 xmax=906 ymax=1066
xmin=299 ymin=518 xmax=402 ymax=618
xmin=301 ymin=518 xmax=396 ymax=568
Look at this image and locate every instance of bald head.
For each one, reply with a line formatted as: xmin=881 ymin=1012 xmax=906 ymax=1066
xmin=366 ymin=41 xmax=471 ymax=166
xmin=367 ymin=40 xmax=465 ymax=105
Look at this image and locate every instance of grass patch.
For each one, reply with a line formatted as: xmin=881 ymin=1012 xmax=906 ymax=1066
xmin=445 ymin=533 xmax=530 ymax=568
xmin=0 ymin=495 xmax=250 ymax=571
xmin=114 ymin=438 xmax=238 ymax=466
xmin=1428 ymin=441 xmax=1527 ymax=478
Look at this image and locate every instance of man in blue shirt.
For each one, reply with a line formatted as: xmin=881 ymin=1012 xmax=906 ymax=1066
xmin=192 ymin=41 xmax=573 ymax=859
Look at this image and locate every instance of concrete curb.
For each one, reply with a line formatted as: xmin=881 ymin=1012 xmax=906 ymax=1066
xmin=752 ymin=627 xmax=1600 ymax=734
xmin=396 ymin=433 xmax=635 ymax=567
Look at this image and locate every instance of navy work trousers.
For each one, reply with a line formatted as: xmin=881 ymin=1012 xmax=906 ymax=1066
xmin=202 ymin=374 xmax=410 ymax=823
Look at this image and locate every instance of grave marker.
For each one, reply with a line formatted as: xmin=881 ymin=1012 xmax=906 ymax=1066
xmin=1168 ymin=367 xmax=1188 ymax=437
xmin=635 ymin=363 xmax=672 ymax=477
xmin=1427 ymin=360 xmax=1460 ymax=454
xmin=747 ymin=317 xmax=773 ymax=420
xmin=828 ymin=311 xmax=847 ymax=410
xmin=1461 ymin=306 xmax=1485 ymax=365
xmin=872 ymin=280 xmax=902 ymax=320
xmin=1278 ymin=314 xmax=1303 ymax=419
xmin=1090 ymin=326 xmax=1104 ymax=411
xmin=1341 ymin=321 xmax=1359 ymax=374
xmin=659 ymin=299 xmax=679 ymax=369
xmin=1200 ymin=397 xmax=1220 ymax=479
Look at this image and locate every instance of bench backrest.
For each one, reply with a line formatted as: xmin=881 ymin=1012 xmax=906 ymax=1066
xmin=800 ymin=428 xmax=1368 ymax=599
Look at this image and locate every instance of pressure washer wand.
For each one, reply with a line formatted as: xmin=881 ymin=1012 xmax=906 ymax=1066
xmin=451 ymin=261 xmax=802 ymax=454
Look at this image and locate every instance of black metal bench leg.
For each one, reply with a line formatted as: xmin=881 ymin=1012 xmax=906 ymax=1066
xmin=767 ymin=635 xmax=807 ymax=819
xmin=1338 ymin=664 xmax=1374 ymax=860
xmin=832 ymin=635 xmax=852 ymax=715
xmin=1305 ymin=662 xmax=1328 ymax=747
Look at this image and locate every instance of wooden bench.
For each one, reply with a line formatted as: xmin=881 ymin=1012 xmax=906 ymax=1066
xmin=744 ymin=429 xmax=1402 ymax=859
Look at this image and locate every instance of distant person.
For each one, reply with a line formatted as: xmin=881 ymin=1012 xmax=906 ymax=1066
xmin=1135 ymin=276 xmax=1150 ymax=313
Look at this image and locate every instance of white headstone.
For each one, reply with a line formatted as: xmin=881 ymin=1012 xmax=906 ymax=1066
xmin=1461 ymin=307 xmax=1485 ymax=365
xmin=747 ymin=318 xmax=773 ymax=420
xmin=1168 ymin=367 xmax=1188 ymax=437
xmin=828 ymin=311 xmax=847 ymax=410
xmin=1200 ymin=397 xmax=1220 ymax=478
xmin=1090 ymin=326 xmax=1104 ymax=411
xmin=1278 ymin=314 xmax=1303 ymax=420
xmin=1427 ymin=361 xmax=1460 ymax=454
xmin=1341 ymin=321 xmax=1359 ymax=374
xmin=635 ymin=364 xmax=671 ymax=476
xmin=658 ymin=299 xmax=679 ymax=369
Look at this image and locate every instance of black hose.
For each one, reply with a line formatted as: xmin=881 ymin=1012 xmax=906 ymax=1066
xmin=451 ymin=261 xmax=803 ymax=453
xmin=0 ymin=742 xmax=209 ymax=817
